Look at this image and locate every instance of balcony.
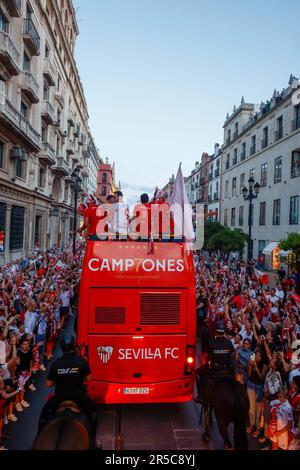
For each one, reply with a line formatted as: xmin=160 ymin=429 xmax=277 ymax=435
xmin=214 ymin=169 xmax=220 ymax=178
xmin=67 ymin=110 xmax=75 ymax=127
xmin=3 ymin=0 xmax=21 ymax=17
xmin=41 ymin=100 xmax=55 ymax=125
xmin=20 ymin=71 xmax=39 ymax=103
xmin=23 ymin=19 xmax=40 ymax=56
xmin=66 ymin=140 xmax=75 ymax=155
xmin=292 ymin=117 xmax=300 ymax=132
xmin=261 ymin=137 xmax=268 ymax=149
xmin=53 ymin=157 xmax=70 ymax=176
xmin=43 ymin=58 xmax=56 ymax=86
xmin=39 ymin=141 xmax=55 ymax=165
xmin=240 ymin=152 xmax=246 ymax=161
xmin=0 ymin=98 xmax=40 ymax=152
xmin=83 ymin=141 xmax=90 ymax=158
xmin=0 ymin=32 xmax=20 ymax=77
xmin=274 ymin=128 xmax=283 ymax=141
xmin=250 ymin=145 xmax=256 ymax=156
xmin=208 ymin=173 xmax=213 ymax=181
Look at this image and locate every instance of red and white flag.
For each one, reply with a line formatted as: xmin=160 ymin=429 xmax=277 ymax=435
xmin=254 ymin=268 xmax=269 ymax=285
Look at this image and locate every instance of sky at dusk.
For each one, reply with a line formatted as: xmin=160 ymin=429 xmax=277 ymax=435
xmin=73 ymin=0 xmax=300 ymax=204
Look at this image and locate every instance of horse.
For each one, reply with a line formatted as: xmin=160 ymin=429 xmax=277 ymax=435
xmin=196 ymin=365 xmax=250 ymax=450
xmin=32 ymin=400 xmax=97 ymax=450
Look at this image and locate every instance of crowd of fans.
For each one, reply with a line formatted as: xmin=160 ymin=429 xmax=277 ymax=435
xmin=0 ymin=247 xmax=82 ymax=450
xmin=195 ymin=253 xmax=300 ymax=450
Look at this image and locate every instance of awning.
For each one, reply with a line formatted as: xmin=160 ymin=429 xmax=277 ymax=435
xmin=262 ymin=241 xmax=279 ymax=255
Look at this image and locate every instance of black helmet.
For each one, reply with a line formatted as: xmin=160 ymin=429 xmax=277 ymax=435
xmin=216 ymin=321 xmax=225 ymax=334
xmin=60 ymin=334 xmax=75 ymax=353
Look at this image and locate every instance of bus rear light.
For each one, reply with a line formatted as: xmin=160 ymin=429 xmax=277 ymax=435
xmin=132 ymin=336 xmax=144 ymax=339
xmin=184 ymin=345 xmax=195 ymax=375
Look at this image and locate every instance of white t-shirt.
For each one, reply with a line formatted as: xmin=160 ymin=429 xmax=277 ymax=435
xmin=24 ymin=310 xmax=37 ymax=334
xmin=275 ymin=289 xmax=284 ymax=301
xmin=239 ymin=326 xmax=253 ymax=341
xmin=270 ymin=399 xmax=293 ymax=431
xmin=60 ymin=291 xmax=70 ymax=307
xmin=0 ymin=339 xmax=6 ymax=364
xmin=289 ymin=368 xmax=300 ymax=385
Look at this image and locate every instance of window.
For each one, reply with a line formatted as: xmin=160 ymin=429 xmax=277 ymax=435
xmin=101 ymin=186 xmax=106 ymax=196
xmin=0 ymin=10 xmax=9 ymax=33
xmin=291 ymin=151 xmax=300 ymax=178
xmin=0 ymin=141 xmax=4 ymax=168
xmin=45 ymin=43 xmax=50 ymax=58
xmin=274 ymin=157 xmax=282 ymax=183
xmin=43 ymin=81 xmax=49 ymax=100
xmin=34 ymin=215 xmax=42 ymax=244
xmin=273 ymin=199 xmax=281 ymax=225
xmin=250 ymin=168 xmax=255 ymax=179
xmin=224 ymin=209 xmax=228 ymax=226
xmin=262 ymin=126 xmax=268 ymax=148
xmin=231 ymin=208 xmax=236 ymax=227
xmin=9 ymin=206 xmax=25 ymax=250
xmin=23 ymin=52 xmax=31 ymax=72
xmin=232 ymin=177 xmax=237 ymax=196
xmin=261 ymin=163 xmax=267 ymax=187
xmin=56 ymin=136 xmax=60 ymax=156
xmin=290 ymin=196 xmax=299 ymax=225
xmin=241 ymin=142 xmax=246 ymax=161
xmin=20 ymin=101 xmax=28 ymax=119
xmin=225 ymin=180 xmax=229 ymax=198
xmin=41 ymin=125 xmax=47 ymax=142
xmin=240 ymin=173 xmax=245 ymax=193
xmin=293 ymin=105 xmax=300 ymax=131
xmin=102 ymin=172 xmax=107 ymax=183
xmin=258 ymin=240 xmax=266 ymax=255
xmin=233 ymin=149 xmax=237 ymax=165
xmin=226 ymin=154 xmax=230 ymax=169
xmin=259 ymin=202 xmax=266 ymax=225
xmin=250 ymin=135 xmax=256 ymax=155
xmin=39 ymin=167 xmax=46 ymax=188
xmin=238 ymin=206 xmax=244 ymax=226
xmin=276 ymin=116 xmax=283 ymax=140
xmin=15 ymin=159 xmax=23 ymax=178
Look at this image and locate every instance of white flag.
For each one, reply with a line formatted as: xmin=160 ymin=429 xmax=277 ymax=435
xmin=169 ymin=164 xmax=195 ymax=242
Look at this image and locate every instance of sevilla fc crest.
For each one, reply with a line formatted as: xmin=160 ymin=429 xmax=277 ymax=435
xmin=97 ymin=346 xmax=113 ymax=364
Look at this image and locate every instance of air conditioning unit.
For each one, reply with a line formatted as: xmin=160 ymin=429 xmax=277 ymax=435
xmin=10 ymin=147 xmax=23 ymax=159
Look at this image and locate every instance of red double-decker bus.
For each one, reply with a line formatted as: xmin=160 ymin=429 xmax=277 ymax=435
xmin=77 ymin=239 xmax=196 ymax=404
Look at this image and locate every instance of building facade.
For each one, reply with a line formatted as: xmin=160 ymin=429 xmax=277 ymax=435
xmin=0 ymin=0 xmax=100 ymax=263
xmin=220 ymin=76 xmax=300 ymax=260
xmin=207 ymin=143 xmax=221 ymax=221
xmin=96 ymin=158 xmax=118 ymax=199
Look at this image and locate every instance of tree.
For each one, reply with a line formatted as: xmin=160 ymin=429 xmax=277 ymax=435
xmin=207 ymin=227 xmax=247 ymax=258
xmin=203 ymin=221 xmax=223 ymax=250
xmin=279 ymin=232 xmax=300 ymax=294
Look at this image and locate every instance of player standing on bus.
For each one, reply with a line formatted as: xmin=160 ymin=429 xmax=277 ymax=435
xmin=113 ymin=191 xmax=129 ymax=239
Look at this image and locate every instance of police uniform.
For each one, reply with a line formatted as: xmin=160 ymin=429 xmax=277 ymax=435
xmin=38 ymin=352 xmax=95 ymax=431
xmin=209 ymin=335 xmax=234 ymax=372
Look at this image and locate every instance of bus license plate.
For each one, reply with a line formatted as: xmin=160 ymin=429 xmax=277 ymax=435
xmin=123 ymin=387 xmax=149 ymax=395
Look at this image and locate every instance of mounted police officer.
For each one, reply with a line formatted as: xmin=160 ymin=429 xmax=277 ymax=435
xmin=38 ymin=335 xmax=96 ymax=432
xmin=209 ymin=321 xmax=235 ymax=374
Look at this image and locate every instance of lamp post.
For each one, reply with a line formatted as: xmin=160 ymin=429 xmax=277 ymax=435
xmin=242 ymin=176 xmax=260 ymax=262
xmin=71 ymin=166 xmax=82 ymax=255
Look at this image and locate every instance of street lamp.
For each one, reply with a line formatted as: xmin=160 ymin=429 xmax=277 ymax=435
xmin=242 ymin=176 xmax=260 ymax=262
xmin=71 ymin=166 xmax=82 ymax=255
